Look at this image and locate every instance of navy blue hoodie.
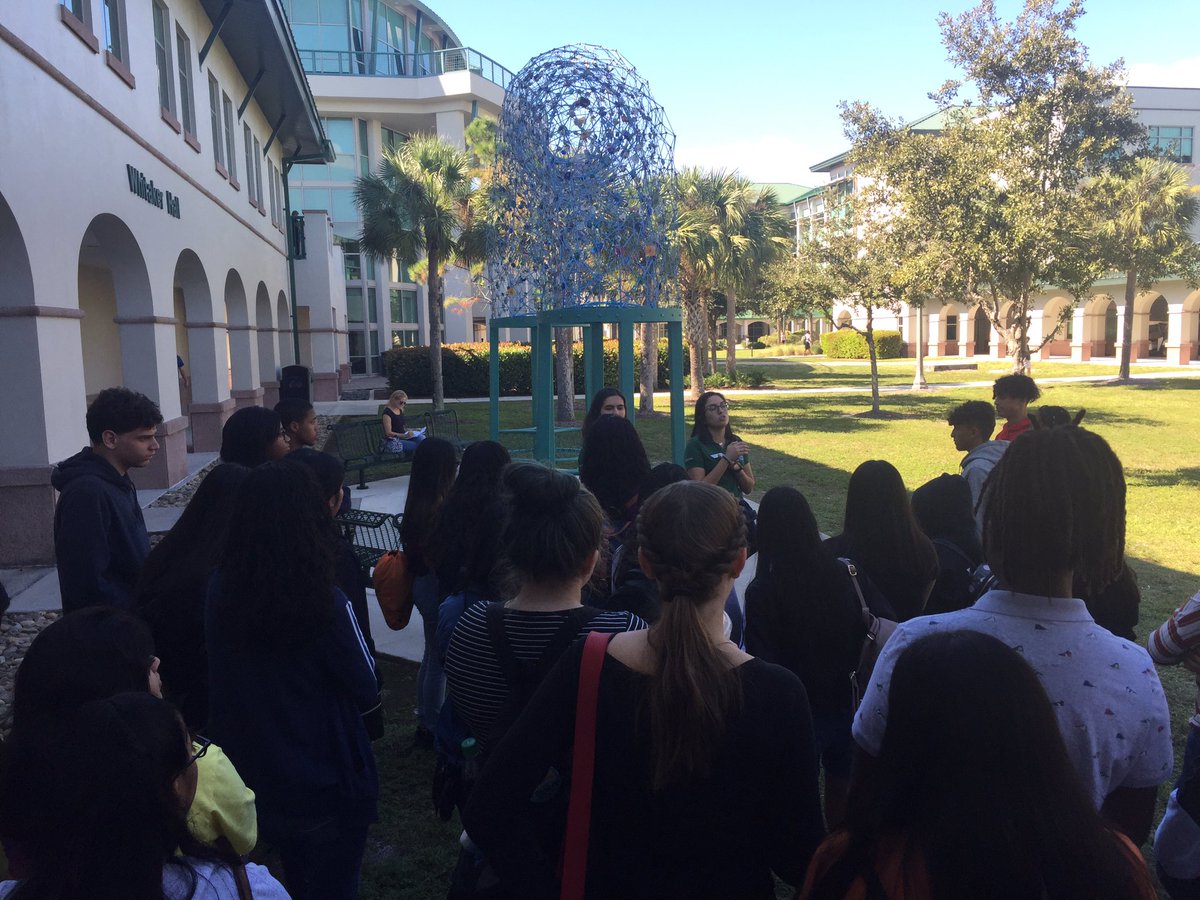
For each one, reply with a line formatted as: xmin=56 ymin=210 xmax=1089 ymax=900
xmin=51 ymin=448 xmax=149 ymax=612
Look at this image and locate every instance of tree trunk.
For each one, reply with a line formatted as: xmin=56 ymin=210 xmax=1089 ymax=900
xmin=707 ymin=309 xmax=718 ymax=375
xmin=725 ymin=286 xmax=738 ymax=377
xmin=427 ymin=241 xmax=445 ymax=412
xmin=912 ymin=303 xmax=927 ymax=390
xmin=1118 ymin=268 xmax=1137 ymax=381
xmin=684 ymin=288 xmax=705 ymax=401
xmin=639 ymin=322 xmax=657 ymax=413
xmin=555 ymin=327 xmax=575 ymax=422
xmin=866 ymin=307 xmax=881 ymax=414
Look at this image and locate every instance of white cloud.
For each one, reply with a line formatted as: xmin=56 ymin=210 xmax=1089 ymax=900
xmin=1126 ymin=57 xmax=1200 ymax=88
xmin=672 ymin=134 xmax=838 ymax=186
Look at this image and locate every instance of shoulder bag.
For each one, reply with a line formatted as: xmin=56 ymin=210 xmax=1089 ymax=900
xmin=841 ymin=558 xmax=898 ymax=709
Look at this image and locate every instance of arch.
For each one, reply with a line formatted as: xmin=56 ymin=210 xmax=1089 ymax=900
xmin=1102 ymin=297 xmax=1118 ymax=357
xmin=256 ymin=282 xmax=277 ymax=385
xmin=277 ymin=291 xmax=292 ymax=367
xmin=172 ymin=250 xmax=223 ymax=409
xmin=78 ymin=214 xmax=155 ymax=402
xmin=0 ymin=190 xmax=45 ymax=469
xmin=747 ymin=321 xmax=769 ymax=341
xmin=1041 ymin=296 xmax=1073 ymax=356
xmin=224 ymin=271 xmax=254 ymax=395
xmin=1148 ymin=295 xmax=1168 ymax=358
xmin=972 ymin=307 xmax=990 ymax=355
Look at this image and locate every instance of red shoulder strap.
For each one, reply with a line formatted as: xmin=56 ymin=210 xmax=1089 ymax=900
xmin=560 ymin=630 xmax=613 ymax=900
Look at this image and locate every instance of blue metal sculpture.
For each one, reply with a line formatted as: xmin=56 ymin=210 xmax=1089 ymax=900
xmin=488 ymin=44 xmax=677 ymax=316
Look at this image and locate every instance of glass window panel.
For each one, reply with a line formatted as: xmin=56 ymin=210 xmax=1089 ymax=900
xmin=344 ymin=252 xmax=361 ymax=281
xmin=301 ymin=187 xmax=329 ymax=211
xmin=330 ymin=187 xmax=357 ymax=222
xmin=346 ymin=287 xmax=364 ymax=323
xmin=370 ymin=330 xmax=380 ymax=356
xmin=223 ymin=96 xmax=237 ymax=181
xmin=324 ymin=118 xmax=355 ymax=155
xmin=367 ymin=287 xmax=378 ymax=323
xmin=327 ymin=153 xmax=356 ymax=182
xmin=332 ymin=222 xmax=359 ymax=241
xmin=153 ymin=3 xmax=172 ymax=111
xmin=291 ymin=24 xmax=322 ymax=49
xmin=290 ymin=0 xmax=319 ymax=23
xmin=176 ymin=29 xmax=195 ymax=135
xmin=391 ymin=329 xmax=418 ymax=347
xmin=208 ymin=76 xmax=223 ymax=165
xmin=350 ymin=0 xmax=361 ymax=27
xmin=103 ymin=0 xmax=123 ymax=59
xmin=320 ymin=0 xmax=348 ymax=23
xmin=318 ymin=24 xmax=349 ymax=52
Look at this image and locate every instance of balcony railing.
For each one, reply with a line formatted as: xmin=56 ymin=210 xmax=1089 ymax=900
xmin=297 ymin=47 xmax=513 ymax=90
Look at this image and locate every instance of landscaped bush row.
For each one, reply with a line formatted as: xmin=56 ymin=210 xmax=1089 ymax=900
xmin=820 ymin=328 xmax=903 ymax=359
xmin=383 ymin=339 xmax=691 ymax=397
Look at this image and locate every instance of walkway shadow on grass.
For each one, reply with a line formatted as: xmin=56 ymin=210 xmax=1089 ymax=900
xmin=1126 ymin=467 xmax=1200 ymax=489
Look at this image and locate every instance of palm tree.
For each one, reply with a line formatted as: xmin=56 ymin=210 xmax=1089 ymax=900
xmin=719 ymin=182 xmax=791 ymax=377
xmin=355 ymin=135 xmax=473 ymax=411
xmin=675 ymin=168 xmax=741 ymax=398
xmin=1089 ymin=157 xmax=1200 ymax=381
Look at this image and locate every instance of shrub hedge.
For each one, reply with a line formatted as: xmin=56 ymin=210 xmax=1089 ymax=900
xmin=383 ymin=339 xmax=690 ymax=398
xmin=819 ymin=328 xmax=903 ymax=359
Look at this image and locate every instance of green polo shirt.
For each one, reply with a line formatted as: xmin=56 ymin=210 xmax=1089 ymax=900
xmin=683 ymin=434 xmax=745 ymax=499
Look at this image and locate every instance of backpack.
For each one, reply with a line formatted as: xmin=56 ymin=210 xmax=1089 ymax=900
xmin=841 ymin=558 xmax=898 ymax=709
xmin=483 ymin=603 xmax=602 ymax=755
xmin=372 ymin=550 xmax=415 ymax=630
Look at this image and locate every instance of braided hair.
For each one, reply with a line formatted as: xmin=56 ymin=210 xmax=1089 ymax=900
xmin=637 ymin=481 xmax=746 ymax=790
xmin=981 ymin=427 xmax=1124 ymax=597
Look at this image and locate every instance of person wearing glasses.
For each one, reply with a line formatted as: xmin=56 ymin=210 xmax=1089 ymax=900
xmin=0 ymin=692 xmax=288 ymax=899
xmin=685 ymin=391 xmax=756 ymax=500
xmin=6 ymin=608 xmax=258 ymax=864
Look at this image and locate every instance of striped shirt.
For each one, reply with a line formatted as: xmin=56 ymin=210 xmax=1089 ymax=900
xmin=1148 ymin=590 xmax=1200 ymax=730
xmin=444 ymin=602 xmax=646 ymax=751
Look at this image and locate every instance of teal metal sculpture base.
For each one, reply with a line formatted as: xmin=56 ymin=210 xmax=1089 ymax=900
xmin=489 ymin=306 xmax=685 ymax=466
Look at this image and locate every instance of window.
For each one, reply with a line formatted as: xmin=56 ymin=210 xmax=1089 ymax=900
xmin=391 ymin=329 xmax=418 ymax=348
xmin=358 ymin=119 xmax=370 ymax=176
xmin=222 ymin=94 xmax=238 ymax=185
xmin=382 ymin=126 xmax=406 ymax=154
xmin=176 ymin=27 xmax=196 ymax=139
xmin=253 ymin=136 xmax=264 ymax=212
xmin=275 ymin=168 xmax=286 ymax=227
xmin=208 ymin=75 xmax=225 ymax=172
xmin=346 ymin=287 xmax=365 ymax=323
xmin=59 ymin=0 xmax=97 ymax=51
xmin=244 ymin=124 xmax=255 ymax=207
xmin=473 ymin=318 xmax=486 ymax=343
xmin=61 ymin=0 xmax=88 ymax=22
xmin=390 ymin=289 xmax=418 ymax=324
xmin=1148 ymin=126 xmax=1194 ymax=164
xmin=945 ymin=314 xmax=958 ymax=342
xmin=102 ymin=0 xmax=125 ymax=61
xmin=344 ymin=249 xmax=361 ymax=281
xmin=152 ymin=2 xmax=175 ymax=115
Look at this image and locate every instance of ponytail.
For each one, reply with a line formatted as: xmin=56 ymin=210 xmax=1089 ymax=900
xmin=637 ymin=481 xmax=746 ymax=789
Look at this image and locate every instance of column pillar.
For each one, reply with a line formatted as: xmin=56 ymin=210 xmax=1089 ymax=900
xmin=117 ymin=317 xmax=188 ymax=487
xmin=184 ymin=320 xmax=234 ymax=452
xmin=1070 ymin=305 xmax=1092 ymax=362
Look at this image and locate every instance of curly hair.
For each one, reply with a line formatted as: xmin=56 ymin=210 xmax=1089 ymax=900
xmin=85 ymin=388 xmax=162 ymax=443
xmin=637 ymin=481 xmax=746 ymax=789
xmin=215 ymin=459 xmax=337 ymax=646
xmin=992 ymin=373 xmax=1041 ymax=402
xmin=981 ymin=427 xmax=1124 ymax=597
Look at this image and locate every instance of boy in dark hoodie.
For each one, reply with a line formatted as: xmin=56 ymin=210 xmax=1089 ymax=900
xmin=947 ymin=399 xmax=1008 ymax=538
xmin=52 ymin=387 xmax=162 ymax=612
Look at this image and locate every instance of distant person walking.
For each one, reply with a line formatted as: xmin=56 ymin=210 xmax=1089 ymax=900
xmin=52 ymin=387 xmax=162 ymax=612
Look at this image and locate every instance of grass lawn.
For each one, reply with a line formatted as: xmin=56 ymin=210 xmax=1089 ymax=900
xmin=350 ymin=373 xmax=1200 ymax=896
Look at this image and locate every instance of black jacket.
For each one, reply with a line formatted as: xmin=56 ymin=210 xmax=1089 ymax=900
xmin=51 ymin=448 xmax=149 ymax=612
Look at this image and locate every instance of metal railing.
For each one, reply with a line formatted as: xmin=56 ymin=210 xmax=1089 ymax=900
xmin=297 ymin=47 xmax=513 ymax=90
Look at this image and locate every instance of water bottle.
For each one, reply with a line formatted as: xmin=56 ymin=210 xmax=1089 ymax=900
xmin=461 ymin=737 xmax=481 ymax=784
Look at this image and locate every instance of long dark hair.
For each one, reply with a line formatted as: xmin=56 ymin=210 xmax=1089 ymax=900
xmin=582 ymin=387 xmax=627 ymax=436
xmin=841 ymin=460 xmax=937 ymax=581
xmin=637 ymin=481 xmax=746 ymax=790
xmin=215 ymin=460 xmax=337 ymax=646
xmin=400 ymin=437 xmax=458 ymax=565
xmin=220 ymin=406 xmax=283 ymax=467
xmin=431 ymin=441 xmax=511 ymax=596
xmin=690 ymin=391 xmax=735 ymax=442
xmin=578 ymin=415 xmax=650 ymax=526
xmin=501 ymin=463 xmax=603 ymax=585
xmin=0 ymin=693 xmax=239 ymax=900
xmin=982 ymin=427 xmax=1124 ymax=597
xmin=746 ymin=486 xmax=861 ymax=709
xmin=13 ymin=608 xmax=155 ymax=729
xmin=811 ymin=631 xmax=1145 ymax=899
xmin=910 ymin=473 xmax=982 ymax=564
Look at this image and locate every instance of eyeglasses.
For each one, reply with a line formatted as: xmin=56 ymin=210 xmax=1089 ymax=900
xmin=188 ymin=736 xmax=212 ymax=767
xmin=705 ymin=402 xmax=730 ymax=413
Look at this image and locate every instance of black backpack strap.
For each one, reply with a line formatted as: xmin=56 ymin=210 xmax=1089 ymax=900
xmin=932 ymin=537 xmax=974 ymax=568
xmin=485 ymin=603 xmax=603 ymax=689
xmin=537 ymin=606 xmax=602 ymax=678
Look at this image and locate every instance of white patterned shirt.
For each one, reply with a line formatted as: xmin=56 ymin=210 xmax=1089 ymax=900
xmin=853 ymin=590 xmax=1173 ymax=808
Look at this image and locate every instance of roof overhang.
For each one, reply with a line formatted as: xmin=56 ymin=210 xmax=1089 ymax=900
xmin=809 ymin=152 xmax=848 ymax=173
xmin=196 ymin=0 xmax=331 ymax=162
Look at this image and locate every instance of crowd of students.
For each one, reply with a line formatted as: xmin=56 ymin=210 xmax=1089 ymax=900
xmin=7 ymin=377 xmax=1200 ymax=898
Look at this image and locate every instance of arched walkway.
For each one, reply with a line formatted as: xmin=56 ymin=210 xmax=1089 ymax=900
xmin=1148 ymin=296 xmax=1168 ymax=358
xmin=0 ymin=190 xmax=58 ymax=565
xmin=256 ymin=284 xmax=280 ymax=407
xmin=971 ymin=307 xmax=990 ymax=356
xmin=1040 ymin=296 xmax=1073 ymax=358
xmin=173 ymin=250 xmax=231 ymax=452
xmin=225 ymin=272 xmax=260 ymax=408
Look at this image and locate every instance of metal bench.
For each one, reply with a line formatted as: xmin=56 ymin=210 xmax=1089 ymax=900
xmin=335 ymin=508 xmax=403 ymax=576
xmin=422 ymin=408 xmax=470 ymax=452
xmin=330 ymin=418 xmax=412 ymax=489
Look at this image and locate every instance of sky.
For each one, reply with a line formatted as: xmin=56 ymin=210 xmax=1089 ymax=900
xmin=443 ymin=0 xmax=1200 ymax=186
